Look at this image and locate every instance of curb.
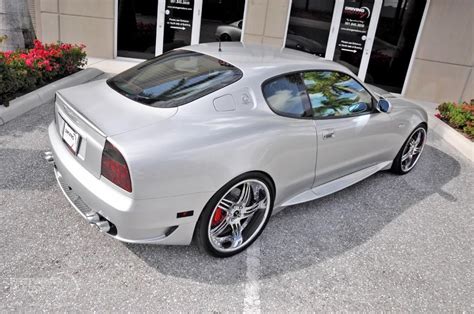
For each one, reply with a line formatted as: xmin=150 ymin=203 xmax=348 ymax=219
xmin=0 ymin=68 xmax=104 ymax=126
xmin=428 ymin=115 xmax=473 ymax=162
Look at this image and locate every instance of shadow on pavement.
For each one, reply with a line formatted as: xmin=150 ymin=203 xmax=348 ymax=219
xmin=126 ymin=145 xmax=460 ymax=284
xmin=0 ymin=148 xmax=56 ymax=191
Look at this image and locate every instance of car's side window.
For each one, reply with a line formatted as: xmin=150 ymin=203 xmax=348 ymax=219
xmin=262 ymin=73 xmax=310 ymax=118
xmin=302 ymin=71 xmax=373 ymax=119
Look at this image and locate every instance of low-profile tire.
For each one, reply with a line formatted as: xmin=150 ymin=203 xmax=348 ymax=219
xmin=391 ymin=123 xmax=427 ymax=175
xmin=195 ymin=172 xmax=274 ymax=258
xmin=220 ymin=33 xmax=232 ymax=42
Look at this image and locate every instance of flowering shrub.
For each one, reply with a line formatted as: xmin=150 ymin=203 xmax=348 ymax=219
xmin=436 ymin=101 xmax=474 ymax=139
xmin=0 ymin=40 xmax=86 ymax=106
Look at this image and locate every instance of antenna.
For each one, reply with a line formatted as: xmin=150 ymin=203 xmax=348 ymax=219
xmin=218 ymin=38 xmax=222 ymax=52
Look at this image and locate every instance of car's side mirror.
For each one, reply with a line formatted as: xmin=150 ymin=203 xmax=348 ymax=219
xmin=377 ymin=98 xmax=392 ymax=113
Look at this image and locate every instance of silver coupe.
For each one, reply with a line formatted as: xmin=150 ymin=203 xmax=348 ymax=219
xmin=47 ymin=43 xmax=428 ymax=257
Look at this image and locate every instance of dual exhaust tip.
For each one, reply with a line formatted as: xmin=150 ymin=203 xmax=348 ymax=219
xmin=85 ymin=212 xmax=111 ymax=233
xmin=44 ymin=151 xmax=112 ymax=234
xmin=43 ymin=151 xmax=54 ymax=163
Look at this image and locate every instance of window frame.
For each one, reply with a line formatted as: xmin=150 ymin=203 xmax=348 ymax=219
xmin=107 ymin=49 xmax=244 ymax=108
xmin=261 ymin=69 xmax=379 ymax=120
xmin=302 ymin=70 xmax=379 ymax=120
xmin=261 ymin=72 xmax=314 ymax=120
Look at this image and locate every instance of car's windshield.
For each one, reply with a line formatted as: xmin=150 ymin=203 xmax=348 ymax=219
xmin=107 ymin=50 xmax=243 ymax=108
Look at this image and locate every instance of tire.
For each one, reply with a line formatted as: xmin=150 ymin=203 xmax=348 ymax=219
xmin=220 ymin=33 xmax=232 ymax=42
xmin=391 ymin=124 xmax=427 ymax=175
xmin=195 ymin=172 xmax=274 ymax=258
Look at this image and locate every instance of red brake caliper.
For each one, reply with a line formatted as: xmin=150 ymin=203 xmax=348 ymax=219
xmin=211 ymin=207 xmax=225 ymax=227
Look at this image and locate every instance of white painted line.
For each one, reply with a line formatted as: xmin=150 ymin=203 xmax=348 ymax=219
xmin=243 ymin=240 xmax=261 ymax=314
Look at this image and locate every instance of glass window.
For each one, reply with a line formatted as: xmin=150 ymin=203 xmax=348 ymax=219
xmin=163 ymin=0 xmax=195 ymax=53
xmin=303 ymin=71 xmax=373 ymax=118
xmin=107 ymin=50 xmax=243 ymax=108
xmin=285 ymin=0 xmax=336 ymax=57
xmin=366 ymin=0 xmax=427 ymax=93
xmin=117 ymin=0 xmax=157 ymax=59
xmin=262 ymin=74 xmax=310 ymax=118
xmin=333 ymin=0 xmax=375 ymax=75
xmin=200 ymin=0 xmax=246 ymax=43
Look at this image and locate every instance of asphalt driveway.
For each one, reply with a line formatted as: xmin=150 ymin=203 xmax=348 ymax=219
xmin=1 ymin=102 xmax=472 ymax=311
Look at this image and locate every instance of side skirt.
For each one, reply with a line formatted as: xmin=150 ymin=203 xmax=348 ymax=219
xmin=278 ymin=161 xmax=393 ymax=208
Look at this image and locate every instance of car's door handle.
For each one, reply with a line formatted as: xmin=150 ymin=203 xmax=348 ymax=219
xmin=322 ymin=129 xmax=335 ymax=140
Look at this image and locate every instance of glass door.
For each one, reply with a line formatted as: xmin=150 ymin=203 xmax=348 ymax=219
xmin=156 ymin=0 xmax=202 ymax=54
xmin=117 ymin=0 xmax=159 ymax=59
xmin=326 ymin=0 xmax=383 ymax=80
xmin=285 ymin=0 xmax=337 ymax=57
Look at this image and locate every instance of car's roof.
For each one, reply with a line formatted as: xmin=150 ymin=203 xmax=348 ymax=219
xmin=182 ymin=42 xmax=349 ymax=79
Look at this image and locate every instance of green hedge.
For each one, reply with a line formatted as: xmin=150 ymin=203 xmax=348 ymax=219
xmin=0 ymin=40 xmax=87 ymax=107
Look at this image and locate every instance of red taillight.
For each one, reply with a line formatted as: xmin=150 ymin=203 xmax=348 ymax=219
xmin=101 ymin=141 xmax=132 ymax=192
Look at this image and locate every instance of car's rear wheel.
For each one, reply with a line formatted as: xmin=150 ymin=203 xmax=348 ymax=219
xmin=220 ymin=33 xmax=232 ymax=42
xmin=195 ymin=173 xmax=274 ymax=257
xmin=391 ymin=124 xmax=427 ymax=174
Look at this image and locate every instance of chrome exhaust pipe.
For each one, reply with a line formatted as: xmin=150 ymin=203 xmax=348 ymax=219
xmin=92 ymin=220 xmax=111 ymax=233
xmin=85 ymin=212 xmax=100 ymax=224
xmin=43 ymin=151 xmax=54 ymax=163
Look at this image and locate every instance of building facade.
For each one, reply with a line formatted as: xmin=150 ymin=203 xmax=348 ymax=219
xmin=35 ymin=0 xmax=473 ymax=103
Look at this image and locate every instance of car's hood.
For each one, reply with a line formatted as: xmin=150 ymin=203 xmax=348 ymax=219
xmin=57 ymin=79 xmax=178 ymax=136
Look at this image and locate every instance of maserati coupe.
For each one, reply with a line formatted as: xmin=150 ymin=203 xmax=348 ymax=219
xmin=47 ymin=43 xmax=427 ymax=257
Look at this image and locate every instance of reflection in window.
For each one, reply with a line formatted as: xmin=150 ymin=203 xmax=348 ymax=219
xmin=285 ymin=0 xmax=336 ymax=57
xmin=366 ymin=0 xmax=427 ymax=93
xmin=262 ymin=74 xmax=309 ymax=118
xmin=303 ymin=71 xmax=372 ymax=118
xmin=163 ymin=0 xmax=194 ymax=53
xmin=107 ymin=50 xmax=243 ymax=108
xmin=200 ymin=0 xmax=246 ymax=43
xmin=117 ymin=0 xmax=157 ymax=59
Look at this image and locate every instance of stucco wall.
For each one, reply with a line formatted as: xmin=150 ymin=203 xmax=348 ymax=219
xmin=38 ymin=0 xmax=114 ymax=58
xmin=404 ymin=0 xmax=473 ymax=103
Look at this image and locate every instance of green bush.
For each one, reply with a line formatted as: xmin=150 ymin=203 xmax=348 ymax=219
xmin=0 ymin=40 xmax=86 ymax=106
xmin=437 ymin=101 xmax=474 ymax=139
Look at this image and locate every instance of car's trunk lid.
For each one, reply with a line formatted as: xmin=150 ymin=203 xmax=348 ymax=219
xmin=57 ymin=79 xmax=178 ymax=136
xmin=55 ymin=79 xmax=177 ymax=179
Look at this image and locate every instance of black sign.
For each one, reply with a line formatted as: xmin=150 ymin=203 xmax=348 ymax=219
xmin=334 ymin=0 xmax=374 ymax=73
xmin=163 ymin=0 xmax=194 ymax=52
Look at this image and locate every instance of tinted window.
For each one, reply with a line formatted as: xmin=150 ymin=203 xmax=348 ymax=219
xmin=303 ymin=71 xmax=373 ymax=118
xmin=117 ymin=0 xmax=157 ymax=59
xmin=107 ymin=50 xmax=242 ymax=108
xmin=262 ymin=74 xmax=309 ymax=118
xmin=285 ymin=0 xmax=336 ymax=57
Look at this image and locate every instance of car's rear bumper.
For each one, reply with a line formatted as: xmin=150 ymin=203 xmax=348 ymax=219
xmin=48 ymin=122 xmax=212 ymax=245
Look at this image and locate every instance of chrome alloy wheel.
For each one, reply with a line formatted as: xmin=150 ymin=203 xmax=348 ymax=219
xmin=207 ymin=179 xmax=271 ymax=253
xmin=401 ymin=127 xmax=426 ymax=172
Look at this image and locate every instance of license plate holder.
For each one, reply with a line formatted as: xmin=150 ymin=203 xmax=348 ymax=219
xmin=62 ymin=123 xmax=81 ymax=154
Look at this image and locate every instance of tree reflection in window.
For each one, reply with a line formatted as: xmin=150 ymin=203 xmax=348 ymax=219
xmin=303 ymin=71 xmax=372 ymax=118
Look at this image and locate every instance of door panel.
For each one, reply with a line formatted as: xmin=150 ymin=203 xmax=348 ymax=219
xmin=300 ymin=70 xmax=396 ymax=186
xmin=314 ymin=113 xmax=394 ymax=186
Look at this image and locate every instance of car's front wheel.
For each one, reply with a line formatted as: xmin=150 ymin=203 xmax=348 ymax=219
xmin=391 ymin=124 xmax=427 ymax=174
xmin=195 ymin=173 xmax=274 ymax=257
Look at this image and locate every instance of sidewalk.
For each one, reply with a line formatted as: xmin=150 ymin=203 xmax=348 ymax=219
xmin=86 ymin=57 xmax=141 ymax=74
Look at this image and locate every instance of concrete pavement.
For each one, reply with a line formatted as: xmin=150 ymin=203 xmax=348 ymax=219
xmin=0 ymin=101 xmax=472 ymax=311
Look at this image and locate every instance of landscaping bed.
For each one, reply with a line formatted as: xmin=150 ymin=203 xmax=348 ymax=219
xmin=436 ymin=101 xmax=473 ymax=141
xmin=0 ymin=40 xmax=87 ymax=107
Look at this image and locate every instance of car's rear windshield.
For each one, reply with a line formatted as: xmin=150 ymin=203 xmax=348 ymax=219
xmin=107 ymin=50 xmax=243 ymax=108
